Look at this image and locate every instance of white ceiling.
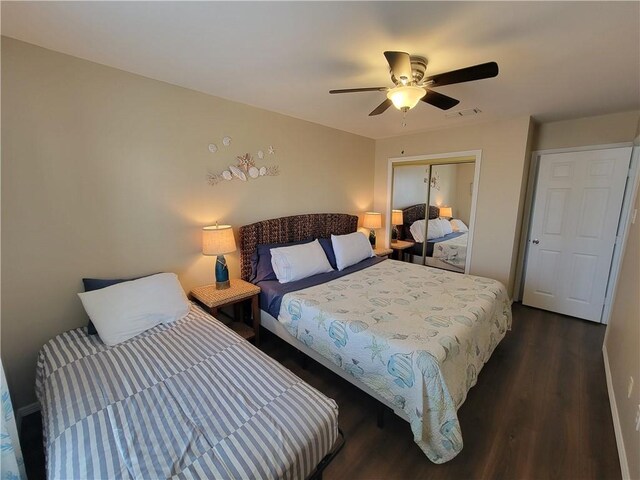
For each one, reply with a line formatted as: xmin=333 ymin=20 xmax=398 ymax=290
xmin=3 ymin=1 xmax=639 ymax=139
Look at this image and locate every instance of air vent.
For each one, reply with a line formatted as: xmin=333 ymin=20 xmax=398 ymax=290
xmin=445 ymin=108 xmax=482 ymax=118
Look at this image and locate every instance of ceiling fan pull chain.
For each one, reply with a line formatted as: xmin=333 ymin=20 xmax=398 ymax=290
xmin=402 ymin=110 xmax=407 ymax=127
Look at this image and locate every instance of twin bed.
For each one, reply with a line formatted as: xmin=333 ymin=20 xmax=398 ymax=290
xmin=37 ymin=212 xmax=510 ymax=478
xmin=37 ymin=304 xmax=341 ymax=479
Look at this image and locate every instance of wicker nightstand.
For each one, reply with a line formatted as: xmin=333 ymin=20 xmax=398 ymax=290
xmin=390 ymin=240 xmax=415 ymax=262
xmin=190 ymin=279 xmax=261 ymax=345
xmin=373 ymin=247 xmax=393 ymax=258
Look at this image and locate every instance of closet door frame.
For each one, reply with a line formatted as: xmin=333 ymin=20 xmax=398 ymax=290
xmin=386 ymin=149 xmax=482 ymax=274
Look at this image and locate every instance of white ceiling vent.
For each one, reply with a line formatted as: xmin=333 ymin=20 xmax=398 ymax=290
xmin=445 ymin=108 xmax=482 ymax=118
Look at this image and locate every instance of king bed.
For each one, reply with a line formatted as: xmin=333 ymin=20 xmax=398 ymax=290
xmin=240 ymin=213 xmax=511 ymax=464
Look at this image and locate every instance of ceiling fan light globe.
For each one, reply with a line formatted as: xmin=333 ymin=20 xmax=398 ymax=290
xmin=386 ymin=86 xmax=426 ymax=111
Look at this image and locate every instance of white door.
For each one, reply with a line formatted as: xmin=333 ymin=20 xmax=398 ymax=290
xmin=523 ymin=147 xmax=631 ymax=322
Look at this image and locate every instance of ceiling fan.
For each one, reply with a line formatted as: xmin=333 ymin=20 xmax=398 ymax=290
xmin=329 ymin=51 xmax=499 ymax=116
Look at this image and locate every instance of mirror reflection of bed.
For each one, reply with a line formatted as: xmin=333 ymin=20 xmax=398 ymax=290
xmin=391 ymin=161 xmax=475 ymax=273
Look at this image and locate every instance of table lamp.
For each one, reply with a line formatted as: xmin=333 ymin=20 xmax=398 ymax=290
xmin=202 ymin=224 xmax=237 ymax=289
xmin=363 ymin=212 xmax=382 ymax=246
xmin=439 ymin=206 xmax=453 ymax=219
xmin=391 ymin=209 xmax=404 ymax=242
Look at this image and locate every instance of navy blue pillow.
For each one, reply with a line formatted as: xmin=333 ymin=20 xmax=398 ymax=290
xmin=82 ymin=274 xmax=154 ymax=335
xmin=318 ymin=238 xmax=337 ymax=270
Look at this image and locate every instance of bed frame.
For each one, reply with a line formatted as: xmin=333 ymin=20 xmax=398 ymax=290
xmin=238 ymin=213 xmax=410 ymax=425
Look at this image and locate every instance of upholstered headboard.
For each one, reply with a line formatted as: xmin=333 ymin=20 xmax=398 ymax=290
xmin=399 ymin=204 xmax=440 ymax=241
xmin=238 ymin=213 xmax=359 ymax=281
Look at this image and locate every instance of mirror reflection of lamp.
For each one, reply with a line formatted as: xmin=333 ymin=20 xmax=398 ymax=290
xmin=202 ymin=224 xmax=237 ymax=289
xmin=363 ymin=212 xmax=382 ymax=247
xmin=391 ymin=209 xmax=404 ymax=243
xmin=439 ymin=206 xmax=453 ymax=219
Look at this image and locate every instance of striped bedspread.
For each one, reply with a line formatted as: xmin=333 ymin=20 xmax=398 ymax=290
xmin=36 ymin=305 xmax=338 ymax=479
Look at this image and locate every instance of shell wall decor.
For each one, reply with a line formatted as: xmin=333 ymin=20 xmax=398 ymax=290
xmin=208 ymin=153 xmax=279 ymax=186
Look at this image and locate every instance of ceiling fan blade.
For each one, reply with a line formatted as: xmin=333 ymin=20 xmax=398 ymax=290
xmin=369 ymin=99 xmax=392 ymax=116
xmin=329 ymin=87 xmax=388 ymax=94
xmin=421 ymin=90 xmax=460 ymax=110
xmin=384 ymin=51 xmax=413 ymax=83
xmin=425 ymin=62 xmax=499 ymax=87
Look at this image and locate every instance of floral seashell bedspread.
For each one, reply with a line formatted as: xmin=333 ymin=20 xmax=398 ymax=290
xmin=433 ymin=232 xmax=468 ymax=269
xmin=278 ymin=259 xmax=511 ymax=463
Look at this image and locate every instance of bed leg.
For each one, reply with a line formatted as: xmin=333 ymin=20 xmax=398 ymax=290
xmin=377 ymin=404 xmax=385 ymax=429
xmin=299 ymin=351 xmax=309 ymax=370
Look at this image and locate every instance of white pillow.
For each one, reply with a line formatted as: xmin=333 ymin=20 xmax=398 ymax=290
xmin=450 ymin=219 xmax=469 ymax=232
xmin=331 ymin=232 xmax=374 ymax=271
xmin=410 ymin=219 xmax=446 ymax=242
xmin=427 ymin=219 xmax=445 ymax=240
xmin=410 ymin=219 xmax=426 ymax=243
xmin=78 ymin=273 xmax=190 ymax=346
xmin=270 ymin=239 xmax=333 ymax=283
xmin=438 ymin=218 xmax=453 ymax=236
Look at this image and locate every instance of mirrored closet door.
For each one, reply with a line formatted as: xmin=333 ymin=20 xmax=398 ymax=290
xmin=390 ymin=159 xmax=476 ymax=273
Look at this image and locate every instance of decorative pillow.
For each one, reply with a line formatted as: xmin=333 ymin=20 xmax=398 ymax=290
xmin=438 ymin=218 xmax=454 ymax=236
xmin=250 ymin=239 xmax=313 ymax=283
xmin=83 ymin=274 xmax=155 ymax=335
xmin=450 ymin=219 xmax=469 ymax=232
xmin=331 ymin=232 xmax=374 ymax=271
xmin=77 ymin=273 xmax=190 ymax=346
xmin=270 ymin=240 xmax=334 ymax=284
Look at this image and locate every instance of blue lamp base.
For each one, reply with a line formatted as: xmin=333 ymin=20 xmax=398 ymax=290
xmin=215 ymin=254 xmax=230 ymax=289
xmin=368 ymin=229 xmax=376 ymax=247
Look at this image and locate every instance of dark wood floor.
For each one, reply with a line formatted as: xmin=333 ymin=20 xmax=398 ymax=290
xmin=21 ymin=303 xmax=621 ymax=479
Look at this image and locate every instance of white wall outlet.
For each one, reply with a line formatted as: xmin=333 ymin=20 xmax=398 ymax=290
xmin=629 ymin=376 xmax=635 ymax=398
xmin=635 ymin=405 xmax=640 ymax=432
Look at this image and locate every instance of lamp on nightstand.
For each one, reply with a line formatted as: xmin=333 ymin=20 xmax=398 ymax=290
xmin=439 ymin=206 xmax=453 ymax=219
xmin=391 ymin=209 xmax=404 ymax=242
xmin=202 ymin=224 xmax=237 ymax=289
xmin=363 ymin=212 xmax=382 ymax=246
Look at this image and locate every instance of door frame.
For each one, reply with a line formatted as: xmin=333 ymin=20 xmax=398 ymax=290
xmin=386 ymin=149 xmax=482 ymax=274
xmin=514 ymin=142 xmax=637 ymax=324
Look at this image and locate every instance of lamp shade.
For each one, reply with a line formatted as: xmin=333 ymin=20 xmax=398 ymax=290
xmin=202 ymin=225 xmax=236 ymax=256
xmin=386 ymin=86 xmax=427 ymax=111
xmin=391 ymin=209 xmax=404 ymax=226
xmin=439 ymin=206 xmax=453 ymax=218
xmin=363 ymin=212 xmax=382 ymax=229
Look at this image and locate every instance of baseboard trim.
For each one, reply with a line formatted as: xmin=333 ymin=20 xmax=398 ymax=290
xmin=603 ymin=344 xmax=630 ymax=479
xmin=16 ymin=401 xmax=40 ymax=433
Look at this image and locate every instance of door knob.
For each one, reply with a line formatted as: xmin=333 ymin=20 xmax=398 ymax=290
xmin=532 ymin=239 xmax=540 ymax=244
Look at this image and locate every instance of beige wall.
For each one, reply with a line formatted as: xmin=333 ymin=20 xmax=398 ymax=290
xmin=374 ymin=116 xmax=533 ymax=294
xmin=430 ymin=164 xmax=457 ymax=210
xmin=454 ymin=163 xmax=475 ymax=226
xmin=605 ymin=183 xmax=640 ymax=479
xmin=392 ymin=164 xmax=427 ymax=209
xmin=1 ymin=38 xmax=375 ymax=408
xmin=535 ymin=110 xmax=640 ymax=151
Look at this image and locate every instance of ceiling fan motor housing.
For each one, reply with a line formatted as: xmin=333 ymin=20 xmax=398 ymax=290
xmin=391 ymin=56 xmax=428 ymax=85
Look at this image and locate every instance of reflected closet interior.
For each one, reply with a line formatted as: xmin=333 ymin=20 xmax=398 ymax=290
xmin=390 ymin=159 xmax=476 ymax=273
